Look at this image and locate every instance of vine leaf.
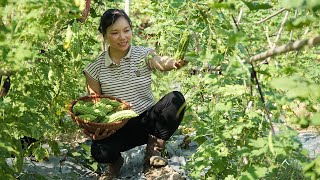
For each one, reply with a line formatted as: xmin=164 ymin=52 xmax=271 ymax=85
xmin=280 ymin=0 xmax=320 ymax=10
xmin=310 ymin=113 xmax=320 ymax=125
xmin=240 ymin=166 xmax=268 ymax=179
xmin=286 ymin=16 xmax=316 ymax=30
xmin=279 ymin=0 xmax=304 ymax=8
xmin=241 ymin=1 xmax=273 ymax=11
xmin=208 ymin=2 xmax=235 ymax=10
xmin=34 ymin=147 xmax=49 ymax=162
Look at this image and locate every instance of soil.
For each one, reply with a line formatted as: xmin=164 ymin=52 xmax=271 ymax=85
xmin=144 ymin=166 xmax=186 ymax=180
xmin=11 ymin=125 xmax=320 ymax=180
xmin=14 ymin=131 xmax=197 ymax=180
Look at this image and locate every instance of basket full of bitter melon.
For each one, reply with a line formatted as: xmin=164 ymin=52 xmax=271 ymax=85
xmin=68 ymin=95 xmax=138 ymax=134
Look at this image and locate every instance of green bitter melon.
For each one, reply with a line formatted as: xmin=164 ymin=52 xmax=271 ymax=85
xmin=175 ymin=30 xmax=191 ymax=60
xmin=107 ymin=110 xmax=138 ymax=123
xmin=73 ymin=98 xmax=134 ymax=124
xmin=78 ymin=114 xmax=98 ymax=122
xmin=99 ymin=98 xmax=122 ymax=109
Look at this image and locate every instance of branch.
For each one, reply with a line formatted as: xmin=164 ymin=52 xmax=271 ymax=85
xmin=263 ymin=11 xmax=290 ymax=64
xmin=273 ymin=11 xmax=289 ymax=46
xmin=232 ymin=15 xmax=240 ymax=31
xmin=237 ymin=7 xmax=243 ymax=26
xmin=265 ymin=27 xmax=272 ymax=48
xmin=80 ymin=0 xmax=91 ymax=23
xmin=289 ymin=9 xmax=298 ymax=42
xmin=255 ymin=8 xmax=286 ymax=24
xmin=249 ymin=35 xmax=320 ymax=63
xmin=251 ymin=65 xmax=275 ymax=134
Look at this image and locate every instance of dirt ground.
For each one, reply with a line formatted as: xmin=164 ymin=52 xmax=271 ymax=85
xmin=15 ymin=125 xmax=320 ymax=180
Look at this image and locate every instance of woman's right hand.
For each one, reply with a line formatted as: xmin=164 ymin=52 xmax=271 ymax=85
xmin=83 ymin=128 xmax=115 ymax=140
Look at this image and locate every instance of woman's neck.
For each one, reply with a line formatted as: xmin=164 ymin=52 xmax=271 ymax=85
xmin=108 ymin=46 xmax=130 ymax=64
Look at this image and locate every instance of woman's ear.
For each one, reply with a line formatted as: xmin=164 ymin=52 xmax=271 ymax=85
xmin=102 ymin=34 xmax=107 ymax=51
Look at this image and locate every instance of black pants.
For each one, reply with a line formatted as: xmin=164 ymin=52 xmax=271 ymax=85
xmin=91 ymin=91 xmax=186 ymax=163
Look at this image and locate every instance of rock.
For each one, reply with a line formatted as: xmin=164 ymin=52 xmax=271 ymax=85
xmin=299 ymin=132 xmax=320 ymax=159
xmin=144 ymin=166 xmax=186 ymax=180
xmin=11 ymin=133 xmax=198 ymax=179
xmin=150 ymin=156 xmax=168 ymax=167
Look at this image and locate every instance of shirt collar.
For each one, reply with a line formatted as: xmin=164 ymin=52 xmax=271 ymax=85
xmin=105 ymin=45 xmax=132 ymax=67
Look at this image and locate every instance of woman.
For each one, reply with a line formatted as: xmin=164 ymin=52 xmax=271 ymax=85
xmin=83 ymin=9 xmax=187 ymax=179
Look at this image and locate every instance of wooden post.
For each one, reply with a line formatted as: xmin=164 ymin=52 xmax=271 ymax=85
xmin=125 ymin=0 xmax=130 ymax=15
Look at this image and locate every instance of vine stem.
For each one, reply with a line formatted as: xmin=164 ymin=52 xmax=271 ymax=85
xmin=264 ymin=11 xmax=290 ymax=64
xmin=254 ymin=8 xmax=286 ymax=24
xmin=265 ymin=27 xmax=273 ymax=48
xmin=236 ymin=7 xmax=243 ymax=26
xmin=273 ymin=11 xmax=289 ymax=46
xmin=251 ymin=64 xmax=275 ymax=135
xmin=231 ymin=9 xmax=274 ymax=133
xmin=289 ymin=10 xmax=298 ymax=42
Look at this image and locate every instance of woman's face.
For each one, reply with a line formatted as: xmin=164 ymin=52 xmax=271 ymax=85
xmin=106 ymin=16 xmax=132 ymax=52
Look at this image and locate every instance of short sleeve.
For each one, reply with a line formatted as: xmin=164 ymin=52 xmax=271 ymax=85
xmin=83 ymin=61 xmax=101 ymax=82
xmin=143 ymin=47 xmax=155 ymax=70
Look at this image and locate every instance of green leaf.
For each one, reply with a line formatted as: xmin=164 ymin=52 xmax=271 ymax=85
xmin=80 ymin=143 xmax=91 ymax=153
xmin=0 ymin=141 xmax=19 ymax=155
xmin=252 ymin=166 xmax=268 ymax=178
xmin=208 ymin=2 xmax=235 ymax=9
xmin=71 ymin=151 xmax=81 ymax=157
xmin=215 ymin=143 xmax=229 ymax=157
xmin=238 ymin=44 xmax=248 ymax=56
xmin=47 ymin=140 xmax=60 ymax=156
xmin=286 ymin=16 xmax=316 ymax=30
xmin=90 ymin=162 xmax=98 ymax=171
xmin=249 ymin=138 xmax=267 ymax=148
xmin=34 ymin=147 xmax=49 ymax=161
xmin=270 ymin=76 xmax=319 ymax=99
xmin=287 ymin=86 xmax=310 ymax=98
xmin=310 ymin=113 xmax=320 ymax=125
xmin=216 ymin=85 xmax=247 ymax=97
xmin=250 ymin=148 xmax=268 ymax=157
xmin=240 ymin=166 xmax=268 ymax=180
xmin=214 ymin=102 xmax=232 ymax=112
xmin=208 ymin=53 xmax=224 ymax=65
xmin=280 ymin=0 xmax=304 ymax=8
xmin=242 ymin=1 xmax=273 ymax=10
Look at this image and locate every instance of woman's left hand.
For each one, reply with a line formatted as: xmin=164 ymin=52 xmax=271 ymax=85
xmin=83 ymin=128 xmax=115 ymax=140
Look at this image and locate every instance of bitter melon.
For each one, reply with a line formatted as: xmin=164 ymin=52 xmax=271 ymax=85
xmin=73 ymin=98 xmax=134 ymax=124
xmin=100 ymin=116 xmax=110 ymax=123
xmin=78 ymin=114 xmax=98 ymax=122
xmin=73 ymin=100 xmax=94 ymax=114
xmin=175 ymin=30 xmax=191 ymax=60
xmin=108 ymin=110 xmax=138 ymax=123
xmin=100 ymin=98 xmax=122 ymax=108
xmin=94 ymin=104 xmax=113 ymax=115
xmin=73 ymin=105 xmax=106 ymax=117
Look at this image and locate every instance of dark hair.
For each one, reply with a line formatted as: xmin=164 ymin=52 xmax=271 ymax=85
xmin=98 ymin=9 xmax=132 ymax=36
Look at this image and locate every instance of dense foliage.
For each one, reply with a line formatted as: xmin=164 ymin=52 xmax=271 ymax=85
xmin=1 ymin=0 xmax=319 ymax=179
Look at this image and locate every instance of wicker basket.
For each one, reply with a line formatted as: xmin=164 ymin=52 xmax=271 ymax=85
xmin=68 ymin=95 xmax=131 ymax=134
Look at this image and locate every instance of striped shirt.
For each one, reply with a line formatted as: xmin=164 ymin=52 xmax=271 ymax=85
xmin=83 ymin=45 xmax=155 ymax=114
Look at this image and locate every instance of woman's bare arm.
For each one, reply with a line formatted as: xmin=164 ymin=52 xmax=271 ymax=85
xmin=84 ymin=74 xmax=102 ymax=95
xmin=84 ymin=74 xmax=116 ymax=139
xmin=147 ymin=50 xmax=188 ymax=71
